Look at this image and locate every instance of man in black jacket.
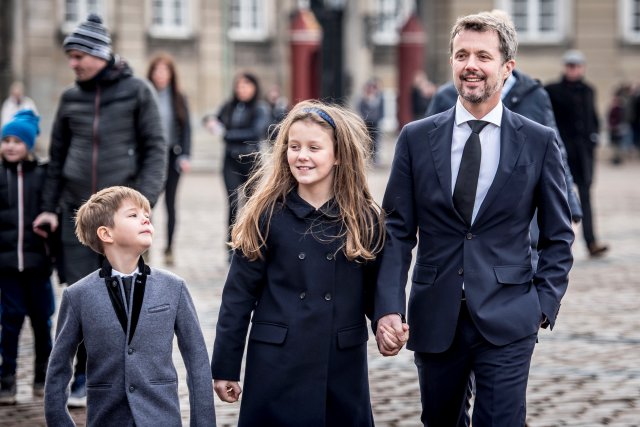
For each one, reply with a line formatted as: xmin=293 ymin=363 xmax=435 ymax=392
xmin=545 ymin=50 xmax=608 ymax=258
xmin=33 ymin=14 xmax=166 ymax=406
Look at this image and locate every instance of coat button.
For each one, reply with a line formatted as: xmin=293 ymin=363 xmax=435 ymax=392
xmin=129 ymin=386 xmax=135 ymax=392
xmin=128 ymin=348 xmax=134 ymax=355
xmin=298 ymin=252 xmax=306 ymax=260
xmin=458 ymin=268 xmax=464 ymax=276
xmin=326 ymin=253 xmax=334 ymax=260
xmin=324 ymin=293 xmax=332 ymax=301
xmin=299 ymin=292 xmax=306 ymax=299
xmin=466 ymin=233 xmax=473 ymax=240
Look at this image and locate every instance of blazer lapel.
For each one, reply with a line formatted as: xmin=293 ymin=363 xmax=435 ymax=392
xmin=474 ymin=108 xmax=525 ymax=225
xmin=128 ymin=258 xmax=150 ymax=345
xmin=101 ymin=263 xmax=128 ymax=335
xmin=428 ymin=108 xmax=456 ymax=211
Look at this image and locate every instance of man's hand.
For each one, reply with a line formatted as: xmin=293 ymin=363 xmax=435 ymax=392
xmin=33 ymin=212 xmax=59 ymax=238
xmin=213 ymin=379 xmax=242 ymax=403
xmin=376 ymin=313 xmax=409 ymax=356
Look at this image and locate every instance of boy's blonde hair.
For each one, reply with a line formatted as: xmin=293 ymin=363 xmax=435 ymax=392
xmin=231 ymin=99 xmax=385 ymax=262
xmin=75 ymin=186 xmax=151 ymax=254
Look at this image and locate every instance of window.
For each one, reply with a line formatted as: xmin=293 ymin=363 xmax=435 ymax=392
xmin=63 ymin=0 xmax=105 ymax=33
xmin=150 ymin=0 xmax=191 ymax=38
xmin=228 ymin=0 xmax=270 ymax=42
xmin=621 ymin=0 xmax=640 ymax=43
xmin=371 ymin=0 xmax=414 ymax=45
xmin=496 ymin=0 xmax=567 ymax=44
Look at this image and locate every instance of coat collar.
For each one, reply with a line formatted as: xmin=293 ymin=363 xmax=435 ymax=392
xmin=285 ymin=188 xmax=340 ymax=220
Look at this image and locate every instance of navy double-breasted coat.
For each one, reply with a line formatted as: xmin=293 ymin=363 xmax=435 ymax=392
xmin=212 ymin=191 xmax=377 ymax=427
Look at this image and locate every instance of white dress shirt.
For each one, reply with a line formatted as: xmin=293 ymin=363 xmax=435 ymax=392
xmin=451 ymin=99 xmax=503 ymax=224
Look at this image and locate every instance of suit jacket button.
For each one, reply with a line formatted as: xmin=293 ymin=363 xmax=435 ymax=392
xmin=129 ymin=386 xmax=135 ymax=392
xmin=324 ymin=293 xmax=332 ymax=301
xmin=466 ymin=233 xmax=473 ymax=240
xmin=298 ymin=252 xmax=306 ymax=260
xmin=326 ymin=253 xmax=334 ymax=260
xmin=128 ymin=348 xmax=134 ymax=355
xmin=458 ymin=268 xmax=464 ymax=275
xmin=299 ymin=292 xmax=306 ymax=299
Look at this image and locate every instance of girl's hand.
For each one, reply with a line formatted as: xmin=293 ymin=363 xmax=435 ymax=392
xmin=214 ymin=379 xmax=242 ymax=403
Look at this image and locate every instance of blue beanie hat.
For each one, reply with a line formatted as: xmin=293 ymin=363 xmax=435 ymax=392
xmin=63 ymin=13 xmax=112 ymax=61
xmin=1 ymin=109 xmax=40 ymax=150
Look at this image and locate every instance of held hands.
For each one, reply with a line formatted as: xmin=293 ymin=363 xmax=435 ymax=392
xmin=213 ymin=379 xmax=242 ymax=403
xmin=375 ymin=314 xmax=409 ymax=357
xmin=32 ymin=212 xmax=59 ymax=238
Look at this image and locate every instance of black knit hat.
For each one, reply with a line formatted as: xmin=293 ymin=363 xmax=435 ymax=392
xmin=63 ymin=13 xmax=112 ymax=61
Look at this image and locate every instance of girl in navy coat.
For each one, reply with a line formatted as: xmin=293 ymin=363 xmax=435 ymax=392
xmin=211 ymin=100 xmax=387 ymax=426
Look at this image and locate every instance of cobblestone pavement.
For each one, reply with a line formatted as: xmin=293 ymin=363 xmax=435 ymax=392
xmin=1 ymin=139 xmax=639 ymax=426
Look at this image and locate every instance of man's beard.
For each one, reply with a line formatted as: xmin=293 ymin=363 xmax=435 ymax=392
xmin=456 ymin=72 xmax=500 ymax=104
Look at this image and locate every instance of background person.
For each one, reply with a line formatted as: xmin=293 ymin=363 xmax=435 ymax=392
xmin=147 ymin=52 xmax=192 ymax=266
xmin=545 ymin=50 xmax=608 ymax=257
xmin=33 ymin=13 xmax=166 ymax=407
xmin=205 ymin=72 xmax=270 ymax=247
xmin=0 ymin=110 xmax=54 ymax=404
xmin=1 ymin=81 xmax=38 ymax=128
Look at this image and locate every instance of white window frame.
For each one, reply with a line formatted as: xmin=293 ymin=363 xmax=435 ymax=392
xmin=228 ymin=0 xmax=272 ymax=42
xmin=371 ymin=0 xmax=414 ymax=46
xmin=149 ymin=0 xmax=192 ymax=39
xmin=61 ymin=0 xmax=106 ymax=34
xmin=620 ymin=0 xmax=640 ymax=43
xmin=495 ymin=0 xmax=568 ymax=44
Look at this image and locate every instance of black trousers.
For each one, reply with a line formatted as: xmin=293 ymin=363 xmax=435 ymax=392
xmin=222 ymin=147 xmax=258 ymax=242
xmin=164 ymin=155 xmax=182 ymax=250
xmin=576 ymin=182 xmax=596 ymax=247
xmin=414 ymin=302 xmax=537 ymax=427
xmin=61 ymin=208 xmax=104 ymax=377
xmin=0 ymin=269 xmax=54 ymax=377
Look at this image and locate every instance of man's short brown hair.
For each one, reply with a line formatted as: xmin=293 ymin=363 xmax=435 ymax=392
xmin=75 ymin=186 xmax=151 ymax=254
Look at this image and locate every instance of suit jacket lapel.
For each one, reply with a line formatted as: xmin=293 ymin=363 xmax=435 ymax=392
xmin=428 ymin=108 xmax=457 ymax=213
xmin=474 ymin=108 xmax=525 ymax=225
xmin=128 ymin=259 xmax=150 ymax=345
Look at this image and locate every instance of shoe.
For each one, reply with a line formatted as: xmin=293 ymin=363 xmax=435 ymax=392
xmin=32 ymin=381 xmax=45 ymax=397
xmin=164 ymin=248 xmax=174 ymax=266
xmin=588 ymin=242 xmax=609 ymax=258
xmin=67 ymin=374 xmax=87 ymax=408
xmin=33 ymin=362 xmax=47 ymax=397
xmin=0 ymin=375 xmax=17 ymax=405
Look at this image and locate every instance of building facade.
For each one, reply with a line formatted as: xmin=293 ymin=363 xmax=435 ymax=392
xmin=2 ymin=0 xmax=640 ymax=161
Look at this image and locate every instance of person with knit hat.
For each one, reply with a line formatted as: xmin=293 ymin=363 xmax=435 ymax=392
xmin=33 ymin=13 xmax=166 ymax=407
xmin=0 ymin=109 xmax=55 ymax=404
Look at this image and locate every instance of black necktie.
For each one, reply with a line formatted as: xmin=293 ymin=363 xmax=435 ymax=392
xmin=453 ymin=120 xmax=489 ymax=226
xmin=122 ymin=276 xmax=133 ymax=308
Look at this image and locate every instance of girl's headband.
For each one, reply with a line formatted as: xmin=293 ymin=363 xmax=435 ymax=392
xmin=302 ymin=107 xmax=336 ymax=130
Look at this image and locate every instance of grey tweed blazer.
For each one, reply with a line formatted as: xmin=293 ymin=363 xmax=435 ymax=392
xmin=45 ymin=259 xmax=216 ymax=427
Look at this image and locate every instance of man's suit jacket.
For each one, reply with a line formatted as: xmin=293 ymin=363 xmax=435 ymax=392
xmin=45 ymin=260 xmax=216 ymax=427
xmin=375 ymin=106 xmax=574 ymax=353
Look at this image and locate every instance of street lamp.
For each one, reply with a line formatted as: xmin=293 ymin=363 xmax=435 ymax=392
xmin=310 ymin=0 xmax=347 ymax=103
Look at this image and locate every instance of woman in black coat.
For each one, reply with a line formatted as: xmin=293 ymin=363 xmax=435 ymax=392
xmin=211 ymin=101 xmax=390 ymax=426
xmin=216 ymin=72 xmax=270 ymax=244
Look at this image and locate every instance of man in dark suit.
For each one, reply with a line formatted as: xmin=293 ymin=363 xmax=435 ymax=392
xmin=374 ymin=12 xmax=574 ymax=426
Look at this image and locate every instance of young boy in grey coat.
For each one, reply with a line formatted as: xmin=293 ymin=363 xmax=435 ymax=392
xmin=44 ymin=186 xmax=216 ymax=426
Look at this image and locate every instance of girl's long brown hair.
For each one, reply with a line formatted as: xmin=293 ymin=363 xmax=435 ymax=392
xmin=231 ymin=100 xmax=385 ymax=262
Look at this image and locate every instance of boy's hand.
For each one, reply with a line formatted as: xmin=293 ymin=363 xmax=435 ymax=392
xmin=33 ymin=212 xmax=59 ymax=238
xmin=376 ymin=314 xmax=409 ymax=356
xmin=214 ymin=379 xmax=242 ymax=403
